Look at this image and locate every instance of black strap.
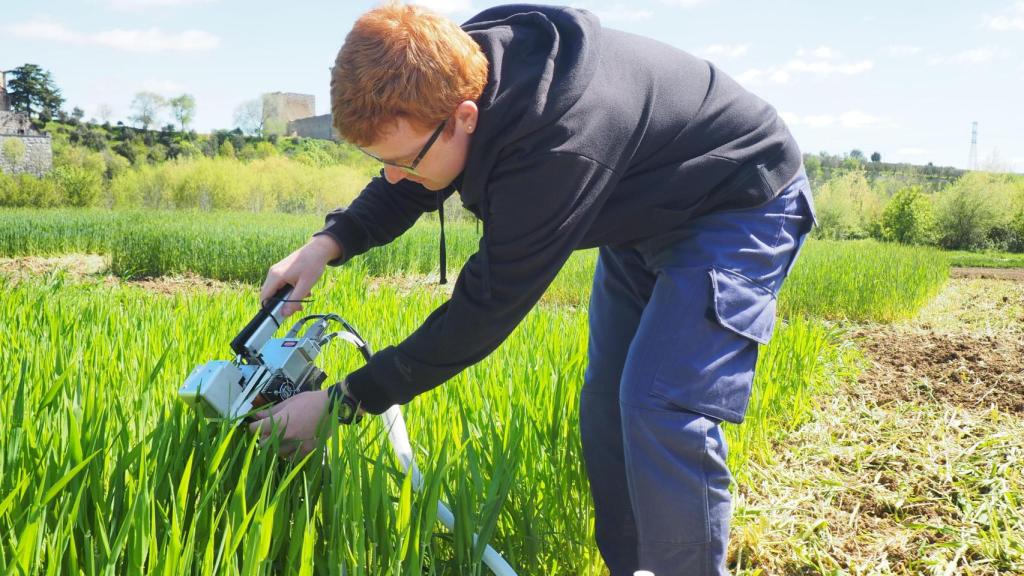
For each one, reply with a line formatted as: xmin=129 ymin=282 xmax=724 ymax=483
xmin=437 ymin=190 xmax=447 ymax=285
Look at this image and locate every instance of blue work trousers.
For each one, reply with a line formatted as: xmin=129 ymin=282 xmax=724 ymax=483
xmin=580 ymin=170 xmax=816 ymax=575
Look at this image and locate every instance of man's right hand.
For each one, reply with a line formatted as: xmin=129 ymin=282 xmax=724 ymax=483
xmin=260 ymin=234 xmax=343 ymax=318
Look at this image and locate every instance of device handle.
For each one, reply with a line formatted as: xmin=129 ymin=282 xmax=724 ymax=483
xmin=230 ymin=283 xmax=293 ymax=362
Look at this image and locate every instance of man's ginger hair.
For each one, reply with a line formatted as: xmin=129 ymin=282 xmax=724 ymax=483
xmin=331 ymin=2 xmax=489 ymax=146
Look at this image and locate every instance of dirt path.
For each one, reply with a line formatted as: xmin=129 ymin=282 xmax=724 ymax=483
xmin=0 ymin=254 xmax=234 ymax=294
xmin=733 ymin=276 xmax=1024 ymax=574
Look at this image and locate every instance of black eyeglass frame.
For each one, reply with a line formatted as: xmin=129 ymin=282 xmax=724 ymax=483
xmin=359 ymin=120 xmax=447 ymax=176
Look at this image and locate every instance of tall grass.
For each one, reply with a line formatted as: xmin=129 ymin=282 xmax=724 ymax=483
xmin=1 ymin=210 xmax=950 ymax=322
xmin=780 ymin=239 xmax=950 ymax=322
xmin=0 ymin=257 xmax=846 ymax=574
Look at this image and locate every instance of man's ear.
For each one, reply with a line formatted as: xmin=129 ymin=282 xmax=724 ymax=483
xmin=455 ymin=100 xmax=479 ymax=133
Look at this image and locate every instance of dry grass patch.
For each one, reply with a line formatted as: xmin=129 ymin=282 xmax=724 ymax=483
xmin=0 ymin=253 xmax=236 ymax=295
xmin=732 ymin=385 xmax=1024 ymax=574
xmin=731 ymin=277 xmax=1024 ymax=574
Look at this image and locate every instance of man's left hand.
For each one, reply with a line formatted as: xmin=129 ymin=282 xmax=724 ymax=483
xmin=248 ymin=389 xmax=334 ymax=457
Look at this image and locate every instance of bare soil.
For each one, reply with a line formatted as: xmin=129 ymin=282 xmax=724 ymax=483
xmin=850 ymin=326 xmax=1024 ymax=413
xmin=951 ymin=266 xmax=1024 ymax=281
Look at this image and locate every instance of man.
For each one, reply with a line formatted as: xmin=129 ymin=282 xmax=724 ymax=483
xmin=251 ymin=3 xmax=816 ymax=574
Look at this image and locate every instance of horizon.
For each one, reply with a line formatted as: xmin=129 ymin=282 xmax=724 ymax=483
xmin=2 ymin=0 xmax=1022 ymax=173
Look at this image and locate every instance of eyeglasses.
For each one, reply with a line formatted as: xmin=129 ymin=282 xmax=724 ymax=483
xmin=359 ymin=120 xmax=446 ymax=177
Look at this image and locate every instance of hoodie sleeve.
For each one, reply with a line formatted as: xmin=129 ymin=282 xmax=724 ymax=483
xmin=346 ymin=152 xmax=617 ymax=414
xmin=314 ymin=170 xmax=455 ymax=265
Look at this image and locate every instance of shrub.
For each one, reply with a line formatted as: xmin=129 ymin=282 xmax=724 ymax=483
xmin=1009 ymin=208 xmax=1024 ymax=253
xmin=811 ymin=170 xmax=883 ymax=240
xmin=218 ymin=140 xmax=236 ymax=159
xmin=932 ymin=172 xmax=1016 ymax=250
xmin=52 ymin=166 xmax=103 ymax=207
xmin=0 ymin=174 xmax=61 ymax=207
xmin=2 ymin=139 xmax=26 ymax=165
xmin=881 ymin=186 xmax=934 ymax=244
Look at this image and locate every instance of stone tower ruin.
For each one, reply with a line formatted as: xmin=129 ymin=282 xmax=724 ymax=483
xmin=0 ymin=70 xmax=9 ymax=111
xmin=261 ymin=92 xmax=315 ymax=136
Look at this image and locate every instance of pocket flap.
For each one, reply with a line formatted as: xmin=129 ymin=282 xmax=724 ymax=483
xmin=709 ymin=267 xmax=777 ymax=344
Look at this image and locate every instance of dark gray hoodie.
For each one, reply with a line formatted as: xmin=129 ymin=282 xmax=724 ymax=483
xmin=316 ymin=4 xmax=804 ymax=414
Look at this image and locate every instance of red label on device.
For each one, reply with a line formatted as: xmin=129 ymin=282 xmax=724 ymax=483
xmin=282 ymin=341 xmax=297 ymax=347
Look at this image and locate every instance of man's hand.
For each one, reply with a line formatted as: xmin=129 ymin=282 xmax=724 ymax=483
xmin=260 ymin=235 xmax=343 ymax=318
xmin=248 ymin=389 xmax=335 ymax=457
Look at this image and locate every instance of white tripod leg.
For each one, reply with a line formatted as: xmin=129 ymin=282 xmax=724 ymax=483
xmin=381 ymin=406 xmax=517 ymax=576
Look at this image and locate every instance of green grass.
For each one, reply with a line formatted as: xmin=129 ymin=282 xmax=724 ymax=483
xmin=2 ymin=208 xmax=961 ymax=573
xmin=0 ymin=258 xmax=848 ymax=574
xmin=944 ymin=248 xmax=1024 ymax=269
xmin=780 ymin=239 xmax=950 ymax=322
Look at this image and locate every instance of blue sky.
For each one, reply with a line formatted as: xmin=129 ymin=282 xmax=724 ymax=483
xmin=2 ymin=0 xmax=1022 ymax=171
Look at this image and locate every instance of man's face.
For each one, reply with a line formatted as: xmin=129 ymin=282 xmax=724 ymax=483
xmin=362 ymin=112 xmax=474 ymax=191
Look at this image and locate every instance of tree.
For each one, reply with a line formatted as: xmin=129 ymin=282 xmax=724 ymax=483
xmin=95 ymin=103 xmax=113 ymax=124
xmin=870 ymin=151 xmax=881 ymax=163
xmin=233 ymin=99 xmax=264 ymax=136
xmin=6 ymin=64 xmax=65 ymax=121
xmin=849 ymin=149 xmax=866 ymax=161
xmin=168 ymin=94 xmax=196 ymax=131
xmin=129 ymin=92 xmax=165 ymax=130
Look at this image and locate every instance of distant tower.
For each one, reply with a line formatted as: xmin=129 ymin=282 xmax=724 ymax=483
xmin=968 ymin=121 xmax=978 ymax=170
xmin=0 ymin=70 xmax=9 ymax=112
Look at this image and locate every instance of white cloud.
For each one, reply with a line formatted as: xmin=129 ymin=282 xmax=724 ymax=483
xmin=954 ymin=47 xmax=995 ymax=63
xmin=897 ymin=148 xmax=930 ymax=157
xmin=7 ymin=19 xmax=81 ymax=43
xmin=6 ymin=18 xmax=220 ymax=53
xmin=109 ymin=0 xmax=215 ymax=8
xmin=885 ymin=44 xmax=922 ymax=57
xmin=94 ymin=28 xmax=219 ymax=52
xmin=796 ymin=46 xmax=840 ymax=60
xmin=141 ymin=79 xmax=186 ymax=94
xmin=578 ymin=3 xmax=654 ymax=22
xmin=839 ymin=110 xmax=881 ymax=128
xmin=926 ymin=47 xmax=995 ymax=66
xmin=415 ymin=0 xmax=474 ymax=14
xmin=699 ymin=43 xmax=750 ymax=59
xmin=737 ymin=51 xmax=873 ymax=86
xmin=659 ymin=0 xmax=708 ymax=7
xmin=781 ymin=109 xmax=882 ymax=129
xmin=787 ymin=58 xmax=874 ymax=75
xmin=985 ymin=2 xmax=1024 ymax=31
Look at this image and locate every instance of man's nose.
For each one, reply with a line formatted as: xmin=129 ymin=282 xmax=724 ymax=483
xmin=383 ymin=165 xmax=406 ymax=184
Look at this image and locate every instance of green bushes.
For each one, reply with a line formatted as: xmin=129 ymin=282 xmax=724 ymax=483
xmin=810 ymin=169 xmax=1024 ymax=253
xmin=881 ymin=186 xmax=934 ymax=244
xmin=4 ymin=151 xmax=374 ymax=212
xmin=811 ymin=170 xmax=883 ymax=240
xmin=51 ymin=166 xmax=103 ymax=207
xmin=932 ymin=172 xmax=1024 ymax=251
xmin=0 ymin=173 xmax=61 ymax=207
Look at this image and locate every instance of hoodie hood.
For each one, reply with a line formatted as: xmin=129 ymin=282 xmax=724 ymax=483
xmin=459 ymin=5 xmax=601 ymax=207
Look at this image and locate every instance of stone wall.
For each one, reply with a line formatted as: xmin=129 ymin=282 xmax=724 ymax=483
xmin=0 ymin=110 xmax=33 ymax=135
xmin=287 ymin=114 xmax=336 ymax=141
xmin=0 ymin=109 xmax=52 ymax=176
xmin=262 ymin=93 xmax=315 ymax=135
xmin=0 ymin=135 xmax=53 ymax=177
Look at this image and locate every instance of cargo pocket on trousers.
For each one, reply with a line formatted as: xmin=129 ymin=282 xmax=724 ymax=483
xmin=709 ymin=266 xmax=778 ymax=344
xmin=647 ymin=266 xmax=778 ymax=422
